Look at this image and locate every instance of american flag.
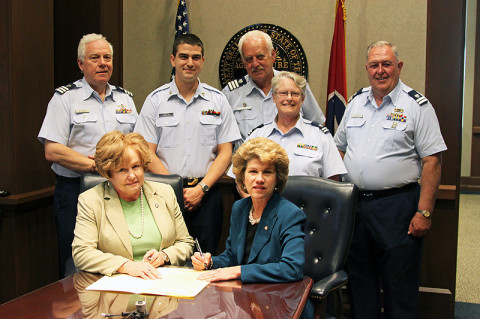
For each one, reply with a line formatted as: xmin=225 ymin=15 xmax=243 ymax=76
xmin=325 ymin=0 xmax=347 ymax=133
xmin=171 ymin=0 xmax=189 ymax=80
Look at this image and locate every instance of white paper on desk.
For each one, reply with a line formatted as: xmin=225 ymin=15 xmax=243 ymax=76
xmin=86 ymin=267 xmax=208 ymax=298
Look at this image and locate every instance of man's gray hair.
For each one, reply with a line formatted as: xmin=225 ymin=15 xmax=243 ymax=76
xmin=238 ymin=30 xmax=274 ymax=60
xmin=366 ymin=41 xmax=400 ymax=61
xmin=271 ymin=71 xmax=307 ymax=97
xmin=77 ymin=33 xmax=113 ymax=62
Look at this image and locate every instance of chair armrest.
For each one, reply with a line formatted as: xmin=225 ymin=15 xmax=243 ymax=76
xmin=310 ymin=270 xmax=348 ymax=300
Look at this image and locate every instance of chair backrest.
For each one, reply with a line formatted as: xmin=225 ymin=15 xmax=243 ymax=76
xmin=80 ymin=172 xmax=185 ymax=213
xmin=282 ymin=176 xmax=358 ymax=282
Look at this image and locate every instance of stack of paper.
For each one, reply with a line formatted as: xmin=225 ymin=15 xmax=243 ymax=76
xmin=86 ymin=267 xmax=208 ymax=298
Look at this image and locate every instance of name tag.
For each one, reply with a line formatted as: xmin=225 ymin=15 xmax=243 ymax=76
xmin=351 ymin=114 xmax=363 ymax=118
xmin=75 ymin=109 xmax=90 ymax=114
xmin=159 ymin=113 xmax=174 ymax=117
xmin=234 ymin=106 xmax=252 ymax=111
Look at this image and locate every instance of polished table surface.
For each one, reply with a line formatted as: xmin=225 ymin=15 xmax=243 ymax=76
xmin=0 ymin=271 xmax=312 ymax=318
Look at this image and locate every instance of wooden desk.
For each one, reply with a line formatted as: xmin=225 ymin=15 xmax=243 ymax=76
xmin=0 ymin=272 xmax=313 ymax=318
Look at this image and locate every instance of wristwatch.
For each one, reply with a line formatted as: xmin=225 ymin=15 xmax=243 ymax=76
xmin=417 ymin=210 xmax=431 ymax=218
xmin=161 ymin=251 xmax=170 ymax=265
xmin=198 ymin=182 xmax=210 ymax=193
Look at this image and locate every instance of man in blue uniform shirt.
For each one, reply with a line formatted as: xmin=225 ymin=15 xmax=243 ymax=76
xmin=134 ymin=34 xmax=241 ymax=254
xmin=334 ymin=41 xmax=447 ymax=319
xmin=38 ymin=33 xmax=137 ymax=277
xmin=222 ymin=30 xmax=325 ymax=145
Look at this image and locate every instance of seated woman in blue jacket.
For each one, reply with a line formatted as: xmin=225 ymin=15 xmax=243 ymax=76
xmin=191 ymin=137 xmax=306 ymax=283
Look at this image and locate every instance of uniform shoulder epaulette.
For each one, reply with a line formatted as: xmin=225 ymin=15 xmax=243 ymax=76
xmin=55 ymin=83 xmax=77 ymax=94
xmin=407 ymin=90 xmax=428 ymax=106
xmin=311 ymin=121 xmax=331 ymax=135
xmin=115 ymin=86 xmax=134 ymax=97
xmin=247 ymin=123 xmax=265 ymax=136
xmin=348 ymin=88 xmax=367 ymax=102
xmin=226 ymin=76 xmax=248 ymax=91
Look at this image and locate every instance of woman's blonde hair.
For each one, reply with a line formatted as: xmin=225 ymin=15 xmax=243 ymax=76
xmin=232 ymin=137 xmax=289 ymax=193
xmin=94 ymin=131 xmax=151 ymax=178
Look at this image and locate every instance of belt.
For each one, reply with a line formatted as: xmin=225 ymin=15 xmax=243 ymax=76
xmin=358 ymin=183 xmax=418 ymax=201
xmin=183 ymin=177 xmax=204 ymax=188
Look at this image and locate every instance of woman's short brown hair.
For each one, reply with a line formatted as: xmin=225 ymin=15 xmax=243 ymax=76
xmin=232 ymin=137 xmax=289 ymax=193
xmin=94 ymin=131 xmax=151 ymax=178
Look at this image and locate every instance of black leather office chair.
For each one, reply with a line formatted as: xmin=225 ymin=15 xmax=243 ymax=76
xmin=80 ymin=172 xmax=185 ymax=213
xmin=282 ymin=176 xmax=358 ymax=319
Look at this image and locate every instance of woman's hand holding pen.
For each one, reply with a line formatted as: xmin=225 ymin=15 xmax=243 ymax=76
xmin=191 ymin=252 xmax=212 ymax=270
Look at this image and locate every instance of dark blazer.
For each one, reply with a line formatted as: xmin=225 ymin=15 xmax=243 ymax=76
xmin=213 ymin=192 xmax=306 ymax=283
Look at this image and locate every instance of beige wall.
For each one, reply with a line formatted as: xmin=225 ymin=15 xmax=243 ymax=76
xmin=124 ymin=0 xmax=427 ymax=113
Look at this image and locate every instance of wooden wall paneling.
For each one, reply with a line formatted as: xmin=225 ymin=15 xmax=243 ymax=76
xmin=10 ymin=0 xmax=55 ymax=194
xmin=0 ymin=0 xmax=14 ymax=193
xmin=471 ymin=1 xmax=480 ymax=176
xmin=53 ymin=0 xmax=123 ymax=88
xmin=423 ymin=1 xmax=465 ymax=318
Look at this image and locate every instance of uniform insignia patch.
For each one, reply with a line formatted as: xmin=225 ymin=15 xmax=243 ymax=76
xmin=115 ymin=86 xmax=134 ymax=97
xmin=297 ymin=143 xmax=318 ymax=151
xmin=248 ymin=123 xmax=264 ymax=136
xmin=407 ymin=90 xmax=428 ymax=106
xmin=202 ymin=109 xmax=221 ymax=116
xmin=311 ymin=122 xmax=331 ymax=134
xmin=348 ymin=88 xmax=367 ymax=102
xmin=226 ymin=76 xmax=248 ymax=91
xmin=55 ymin=83 xmax=77 ymax=94
xmin=115 ymin=104 xmax=132 ymax=114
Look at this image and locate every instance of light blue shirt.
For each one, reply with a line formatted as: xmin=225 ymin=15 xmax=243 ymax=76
xmin=334 ymin=81 xmax=447 ymax=190
xmin=222 ymin=69 xmax=325 ymax=141
xmin=247 ymin=116 xmax=346 ymax=178
xmin=135 ymin=79 xmax=241 ymax=178
xmin=38 ymin=77 xmax=137 ymax=177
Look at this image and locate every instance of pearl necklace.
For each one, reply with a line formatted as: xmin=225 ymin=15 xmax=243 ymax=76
xmin=128 ymin=187 xmax=144 ymax=239
xmin=248 ymin=206 xmax=261 ymax=225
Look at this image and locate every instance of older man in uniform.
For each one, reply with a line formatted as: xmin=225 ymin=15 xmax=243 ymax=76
xmin=38 ymin=33 xmax=137 ymax=277
xmin=222 ymin=30 xmax=325 ymax=144
xmin=334 ymin=41 xmax=447 ymax=318
xmin=134 ymin=34 xmax=241 ymax=254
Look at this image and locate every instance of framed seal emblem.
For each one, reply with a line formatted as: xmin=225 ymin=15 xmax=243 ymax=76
xmin=219 ymin=23 xmax=308 ymax=88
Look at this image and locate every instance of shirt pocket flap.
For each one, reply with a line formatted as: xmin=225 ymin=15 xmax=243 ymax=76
xmin=294 ymin=147 xmax=320 ymax=158
xmin=346 ymin=117 xmax=366 ymax=127
xmin=199 ymin=115 xmax=222 ymax=125
xmin=115 ymin=113 xmax=136 ymax=124
xmin=234 ymin=109 xmax=257 ymax=120
xmin=156 ymin=116 xmax=179 ymax=127
xmin=73 ymin=112 xmax=97 ymax=123
xmin=382 ymin=121 xmax=407 ymax=131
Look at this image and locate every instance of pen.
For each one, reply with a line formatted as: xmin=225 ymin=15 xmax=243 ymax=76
xmin=195 ymin=238 xmax=209 ymax=269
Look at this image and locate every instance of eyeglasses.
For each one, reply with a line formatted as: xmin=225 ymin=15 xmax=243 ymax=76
xmin=275 ymin=91 xmax=302 ymax=98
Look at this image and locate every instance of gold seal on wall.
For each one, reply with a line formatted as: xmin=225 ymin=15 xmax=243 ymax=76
xmin=219 ymin=23 xmax=308 ymax=88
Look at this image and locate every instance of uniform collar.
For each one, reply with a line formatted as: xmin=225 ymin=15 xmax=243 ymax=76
xmin=270 ymin=114 xmax=305 ymax=137
xmin=80 ymin=77 xmax=112 ymax=101
xmin=366 ymin=80 xmax=403 ymax=109
xmin=244 ymin=68 xmax=278 ymax=99
xmin=168 ymin=78 xmax=211 ymax=103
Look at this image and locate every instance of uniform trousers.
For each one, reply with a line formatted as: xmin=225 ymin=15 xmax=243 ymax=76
xmin=346 ymin=184 xmax=423 ymax=319
xmin=54 ymin=175 xmax=81 ymax=278
xmin=183 ymin=184 xmax=223 ymax=255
